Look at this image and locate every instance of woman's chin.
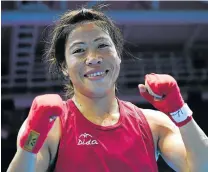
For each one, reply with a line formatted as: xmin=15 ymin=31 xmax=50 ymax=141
xmin=82 ymin=87 xmax=113 ymax=98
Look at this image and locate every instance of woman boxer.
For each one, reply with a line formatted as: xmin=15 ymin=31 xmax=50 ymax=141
xmin=7 ymin=6 xmax=208 ymax=172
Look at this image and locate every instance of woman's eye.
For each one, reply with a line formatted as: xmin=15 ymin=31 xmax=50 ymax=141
xmin=98 ymin=44 xmax=109 ymax=49
xmin=72 ymin=48 xmax=85 ymax=54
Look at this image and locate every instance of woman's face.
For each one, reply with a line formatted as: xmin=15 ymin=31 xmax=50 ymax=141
xmin=64 ymin=22 xmax=121 ymax=98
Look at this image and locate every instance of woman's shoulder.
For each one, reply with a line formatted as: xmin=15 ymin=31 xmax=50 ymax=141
xmin=140 ymin=108 xmax=177 ymax=130
xmin=140 ymin=108 xmax=178 ymax=144
xmin=119 ymin=100 xmax=164 ymax=122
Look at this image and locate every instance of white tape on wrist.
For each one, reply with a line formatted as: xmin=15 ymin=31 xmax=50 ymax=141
xmin=170 ymin=103 xmax=193 ymax=123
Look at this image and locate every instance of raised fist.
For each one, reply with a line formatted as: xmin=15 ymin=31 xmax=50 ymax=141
xmin=139 ymin=73 xmax=192 ymax=127
xmin=19 ymin=94 xmax=64 ymax=153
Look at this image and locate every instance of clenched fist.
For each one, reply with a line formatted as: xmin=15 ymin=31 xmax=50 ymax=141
xmin=139 ymin=73 xmax=192 ymax=127
xmin=19 ymin=94 xmax=64 ymax=153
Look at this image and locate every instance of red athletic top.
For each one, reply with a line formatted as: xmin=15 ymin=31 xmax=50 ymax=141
xmin=55 ymin=99 xmax=158 ymax=172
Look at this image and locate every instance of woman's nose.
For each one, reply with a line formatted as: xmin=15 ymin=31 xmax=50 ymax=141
xmin=85 ymin=52 xmax=103 ymax=66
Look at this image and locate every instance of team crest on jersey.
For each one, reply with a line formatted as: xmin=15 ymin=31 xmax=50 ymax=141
xmin=77 ymin=133 xmax=98 ymax=145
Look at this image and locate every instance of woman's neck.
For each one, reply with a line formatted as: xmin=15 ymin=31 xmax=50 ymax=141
xmin=72 ymin=89 xmax=119 ymax=121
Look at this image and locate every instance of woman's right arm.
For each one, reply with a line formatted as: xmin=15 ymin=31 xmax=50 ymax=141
xmin=7 ymin=119 xmax=51 ymax=172
xmin=7 ymin=94 xmax=63 ymax=172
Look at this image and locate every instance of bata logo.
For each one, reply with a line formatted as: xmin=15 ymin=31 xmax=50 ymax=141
xmin=77 ymin=133 xmax=98 ymax=145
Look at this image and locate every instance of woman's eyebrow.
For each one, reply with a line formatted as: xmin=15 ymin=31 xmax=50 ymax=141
xmin=70 ymin=37 xmax=109 ymax=49
xmin=94 ymin=37 xmax=109 ymax=42
xmin=70 ymin=42 xmax=85 ymax=49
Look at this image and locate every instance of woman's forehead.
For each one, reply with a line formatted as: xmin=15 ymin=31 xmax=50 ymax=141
xmin=67 ymin=22 xmax=111 ymax=42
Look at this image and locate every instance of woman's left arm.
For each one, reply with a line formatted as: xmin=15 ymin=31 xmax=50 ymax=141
xmin=139 ymin=73 xmax=208 ymax=171
xmin=179 ymin=119 xmax=208 ymax=171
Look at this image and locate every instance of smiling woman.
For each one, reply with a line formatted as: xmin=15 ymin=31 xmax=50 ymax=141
xmin=64 ymin=22 xmax=121 ymax=98
xmin=7 ymin=4 xmax=208 ymax=172
xmin=45 ymin=6 xmax=124 ymax=98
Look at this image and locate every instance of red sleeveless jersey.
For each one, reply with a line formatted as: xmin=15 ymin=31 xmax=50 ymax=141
xmin=55 ymin=99 xmax=158 ymax=172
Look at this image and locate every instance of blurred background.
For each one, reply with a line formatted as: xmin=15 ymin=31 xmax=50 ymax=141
xmin=1 ymin=1 xmax=208 ymax=171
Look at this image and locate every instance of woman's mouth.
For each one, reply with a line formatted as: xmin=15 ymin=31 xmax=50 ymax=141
xmin=84 ymin=70 xmax=109 ymax=80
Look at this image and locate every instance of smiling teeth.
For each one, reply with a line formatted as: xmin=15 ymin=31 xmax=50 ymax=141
xmin=87 ymin=72 xmax=105 ymax=77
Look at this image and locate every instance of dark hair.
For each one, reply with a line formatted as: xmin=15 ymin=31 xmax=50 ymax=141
xmin=45 ymin=5 xmax=124 ymax=98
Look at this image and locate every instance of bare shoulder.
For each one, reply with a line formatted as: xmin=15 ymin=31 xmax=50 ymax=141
xmin=139 ymin=108 xmax=180 ymax=158
xmin=140 ymin=109 xmax=188 ymax=171
xmin=140 ymin=108 xmax=178 ymax=133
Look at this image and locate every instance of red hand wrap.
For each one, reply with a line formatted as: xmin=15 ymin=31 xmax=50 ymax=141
xmin=140 ymin=73 xmax=192 ymax=127
xmin=19 ymin=94 xmax=63 ymax=153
